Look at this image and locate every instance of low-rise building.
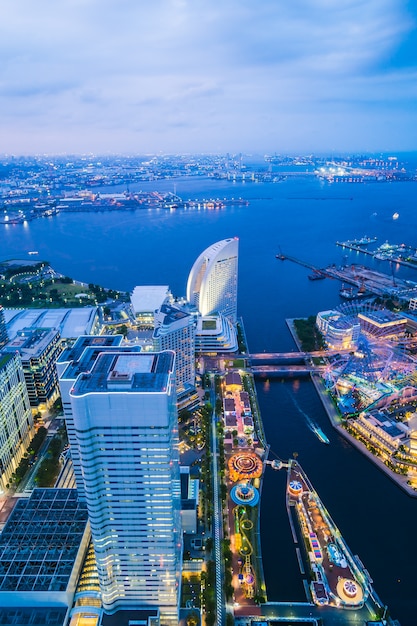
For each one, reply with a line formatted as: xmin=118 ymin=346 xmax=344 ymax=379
xmin=130 ymin=285 xmax=171 ymax=327
xmin=357 ymin=309 xmax=407 ymax=339
xmin=316 ymin=310 xmax=360 ymax=350
xmin=194 ymin=314 xmax=238 ymax=354
xmin=0 ymin=489 xmax=89 ymax=610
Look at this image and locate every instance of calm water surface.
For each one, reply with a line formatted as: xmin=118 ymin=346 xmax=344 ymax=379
xmin=2 ymin=174 xmax=417 ymax=623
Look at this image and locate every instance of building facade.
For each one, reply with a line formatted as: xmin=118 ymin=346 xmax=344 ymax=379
xmin=69 ymin=350 xmax=181 ymax=624
xmin=153 ymin=303 xmax=195 ymax=398
xmin=57 ymin=335 xmax=124 ymax=499
xmin=316 ymin=310 xmax=360 ymax=350
xmin=186 ymin=238 xmax=238 ymax=323
xmin=0 ymin=306 xmax=8 ymax=349
xmin=0 ymin=352 xmax=34 ymax=493
xmin=3 ymin=327 xmax=62 ymax=408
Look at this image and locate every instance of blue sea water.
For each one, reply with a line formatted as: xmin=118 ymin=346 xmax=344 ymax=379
xmin=2 ymin=172 xmax=417 ymax=624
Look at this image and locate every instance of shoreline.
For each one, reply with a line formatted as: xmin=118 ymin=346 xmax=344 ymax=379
xmin=286 ymin=318 xmax=417 ymax=499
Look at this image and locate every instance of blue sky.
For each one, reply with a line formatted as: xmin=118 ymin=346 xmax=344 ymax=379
xmin=1 ymin=0 xmax=416 ymax=154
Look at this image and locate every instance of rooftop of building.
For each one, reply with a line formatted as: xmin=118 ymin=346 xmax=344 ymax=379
xmin=0 ymin=607 xmax=68 ymax=625
xmin=154 ymin=302 xmax=191 ymax=329
xmin=225 ymin=371 xmax=242 ymax=386
xmin=61 ymin=344 xmax=141 ymax=381
xmin=0 ymin=489 xmax=88 ymax=594
xmin=71 ymin=350 xmax=175 ymax=395
xmin=3 ymin=326 xmax=59 ymax=357
xmin=328 ymin=317 xmax=359 ymax=330
xmin=3 ymin=307 xmax=98 ymax=339
xmin=358 ymin=309 xmax=406 ymax=325
xmin=130 ymin=285 xmax=170 ymax=315
xmin=58 ymin=335 xmax=123 ymax=365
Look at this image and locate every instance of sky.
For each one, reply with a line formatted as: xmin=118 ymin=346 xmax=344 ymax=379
xmin=1 ymin=0 xmax=417 ymax=155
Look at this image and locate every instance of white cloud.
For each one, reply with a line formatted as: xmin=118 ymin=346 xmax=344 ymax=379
xmin=0 ymin=0 xmax=415 ymax=152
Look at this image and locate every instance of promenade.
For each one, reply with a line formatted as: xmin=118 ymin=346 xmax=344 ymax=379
xmin=310 ymin=373 xmax=417 ymax=498
xmin=286 ymin=317 xmax=417 ymax=498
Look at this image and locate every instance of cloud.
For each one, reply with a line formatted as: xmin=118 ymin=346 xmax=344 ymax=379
xmin=0 ymin=0 xmax=416 ymax=153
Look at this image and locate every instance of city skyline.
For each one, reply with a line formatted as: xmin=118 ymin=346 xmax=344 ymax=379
xmin=1 ymin=0 xmax=417 ymax=155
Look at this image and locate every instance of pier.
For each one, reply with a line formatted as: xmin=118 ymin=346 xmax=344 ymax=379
xmin=277 ymin=252 xmax=417 ymax=299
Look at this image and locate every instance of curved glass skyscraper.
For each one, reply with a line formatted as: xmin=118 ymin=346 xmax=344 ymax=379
xmin=186 ymin=237 xmax=239 ymax=323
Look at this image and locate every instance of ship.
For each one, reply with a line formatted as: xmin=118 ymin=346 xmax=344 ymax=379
xmin=339 ymin=284 xmax=356 ymax=299
xmin=352 ymin=236 xmax=377 ymax=246
xmin=308 ymin=271 xmax=326 ymax=281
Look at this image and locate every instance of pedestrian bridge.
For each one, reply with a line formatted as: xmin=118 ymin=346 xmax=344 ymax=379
xmin=251 ymin=364 xmax=326 ymax=378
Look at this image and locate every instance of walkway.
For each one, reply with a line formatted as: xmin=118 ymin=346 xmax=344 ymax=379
xmin=210 ymin=376 xmax=225 ymax=626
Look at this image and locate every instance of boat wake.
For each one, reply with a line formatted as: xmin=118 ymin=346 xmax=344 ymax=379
xmin=287 ymin=391 xmax=330 ymax=444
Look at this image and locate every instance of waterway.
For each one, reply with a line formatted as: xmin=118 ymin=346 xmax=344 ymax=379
xmin=2 ymin=165 xmax=417 ymax=624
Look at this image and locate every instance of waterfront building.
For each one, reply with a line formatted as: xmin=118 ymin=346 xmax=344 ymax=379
xmin=195 ymin=314 xmax=238 ymax=353
xmin=357 ymin=309 xmax=407 ymax=339
xmin=0 ymin=352 xmax=34 ymax=493
xmin=0 ymin=305 xmax=8 ymax=348
xmin=316 ymin=310 xmax=360 ymax=350
xmin=130 ymin=285 xmax=171 ymax=327
xmin=69 ymin=350 xmax=181 ymax=624
xmin=0 ymin=489 xmax=89 ymax=612
xmin=57 ymin=335 xmax=124 ymax=498
xmin=3 ymin=327 xmax=62 ymax=408
xmin=187 ymin=238 xmax=238 ymax=323
xmin=3 ymin=306 xmax=100 ymax=340
xmin=153 ymin=303 xmax=196 ymax=400
xmin=350 ymin=411 xmax=405 ymax=456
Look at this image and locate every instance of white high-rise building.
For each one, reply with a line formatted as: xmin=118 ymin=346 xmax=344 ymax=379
xmin=0 ymin=305 xmax=8 ymax=349
xmin=69 ymin=350 xmax=181 ymax=624
xmin=153 ymin=303 xmax=195 ymax=398
xmin=0 ymin=352 xmax=34 ymax=493
xmin=57 ymin=335 xmax=124 ymax=499
xmin=187 ymin=237 xmax=239 ymax=323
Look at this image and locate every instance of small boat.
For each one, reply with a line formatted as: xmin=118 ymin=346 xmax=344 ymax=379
xmin=28 ymin=251 xmax=39 ymax=255
xmin=313 ymin=425 xmax=330 ymax=444
xmin=339 ymin=284 xmax=356 ymax=299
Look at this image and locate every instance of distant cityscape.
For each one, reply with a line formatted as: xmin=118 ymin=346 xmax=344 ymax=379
xmin=1 ymin=153 xmax=416 ymax=225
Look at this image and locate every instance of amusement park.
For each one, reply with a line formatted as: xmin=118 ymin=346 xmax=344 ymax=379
xmin=316 ymin=302 xmax=417 ymax=489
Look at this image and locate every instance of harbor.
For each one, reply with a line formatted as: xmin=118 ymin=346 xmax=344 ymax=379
xmin=277 ymin=251 xmax=417 ymax=300
xmin=336 ymin=237 xmax=417 ymax=270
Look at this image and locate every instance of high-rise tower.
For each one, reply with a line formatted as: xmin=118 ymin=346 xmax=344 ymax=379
xmin=0 ymin=306 xmax=8 ymax=349
xmin=153 ymin=303 xmax=195 ymax=398
xmin=186 ymin=237 xmax=239 ymax=323
xmin=69 ymin=350 xmax=181 ymax=624
xmin=0 ymin=352 xmax=34 ymax=493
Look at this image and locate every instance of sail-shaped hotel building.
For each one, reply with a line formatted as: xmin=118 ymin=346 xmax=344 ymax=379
xmin=186 ymin=237 xmax=239 ymax=323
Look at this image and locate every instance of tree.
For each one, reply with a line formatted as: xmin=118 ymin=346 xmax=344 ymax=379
xmin=205 ymin=537 xmax=213 ymax=552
